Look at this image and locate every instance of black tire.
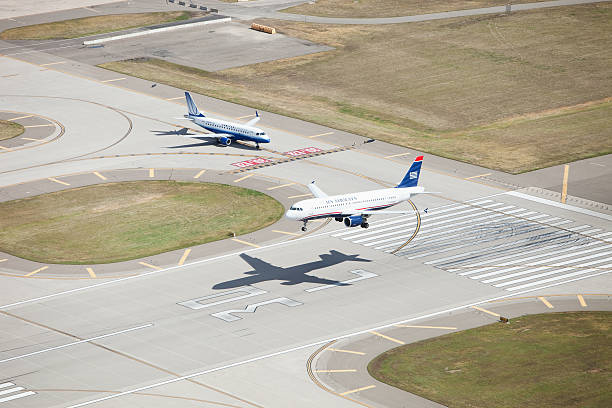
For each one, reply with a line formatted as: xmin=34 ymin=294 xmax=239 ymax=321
xmin=301 ymin=226 xmax=307 ymax=232
xmin=361 ymin=222 xmax=369 ymax=229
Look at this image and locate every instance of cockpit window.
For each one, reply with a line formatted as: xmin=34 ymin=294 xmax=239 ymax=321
xmin=289 ymin=207 xmax=303 ymax=211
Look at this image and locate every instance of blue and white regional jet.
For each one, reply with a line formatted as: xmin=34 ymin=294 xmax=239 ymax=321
xmin=286 ymin=156 xmax=428 ymax=231
xmin=183 ymin=92 xmax=270 ymax=149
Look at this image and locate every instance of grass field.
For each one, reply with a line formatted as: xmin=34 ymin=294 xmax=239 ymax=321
xmin=283 ymin=0 xmax=540 ymax=18
xmin=368 ymin=312 xmax=612 ymax=408
xmin=100 ymin=4 xmax=612 ymax=173
xmin=0 ymin=181 xmax=284 ymax=264
xmin=0 ymin=120 xmax=24 ymax=141
xmin=0 ymin=11 xmax=202 ymax=40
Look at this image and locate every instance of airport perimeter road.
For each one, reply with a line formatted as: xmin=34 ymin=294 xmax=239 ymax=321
xmin=1 ymin=51 xmax=611 ymax=407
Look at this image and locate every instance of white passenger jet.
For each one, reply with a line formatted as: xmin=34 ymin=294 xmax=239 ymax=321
xmin=286 ymin=156 xmax=427 ymax=231
xmin=183 ymin=92 xmax=270 ymax=148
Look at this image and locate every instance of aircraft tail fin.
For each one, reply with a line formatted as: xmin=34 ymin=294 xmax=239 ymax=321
xmin=396 ymin=156 xmax=423 ymax=188
xmin=185 ymin=92 xmax=204 ymax=117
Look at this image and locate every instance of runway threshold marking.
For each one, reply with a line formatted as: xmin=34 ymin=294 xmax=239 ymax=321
xmin=577 ymin=295 xmax=587 ymax=307
xmin=234 ymin=174 xmax=254 ymax=183
xmin=465 ymin=173 xmax=492 ymax=180
xmin=395 ymin=324 xmax=457 ymax=330
xmin=369 ymin=331 xmax=405 ymax=345
xmin=48 ymin=177 xmax=70 ymax=186
xmin=340 ymin=385 xmax=376 ymax=396
xmin=149 ymin=168 xmax=155 ymax=178
xmin=193 ymin=169 xmax=206 ymax=179
xmin=266 ymin=182 xmax=296 ymax=190
xmin=288 ymin=193 xmax=312 ymax=199
xmin=24 ymin=124 xmax=54 ymax=128
xmin=384 ymin=152 xmax=412 ymax=159
xmin=538 ymin=296 xmax=554 ymax=309
xmin=308 ymin=132 xmax=334 ymax=139
xmin=26 ymin=266 xmax=48 ymax=277
xmin=314 ymin=369 xmax=357 ymax=373
xmin=93 ymin=171 xmax=107 ymax=180
xmin=39 ymin=61 xmax=66 ymax=67
xmin=86 ymin=268 xmax=96 ymax=278
xmin=471 ymin=305 xmax=500 ymax=317
xmin=272 ymin=230 xmax=300 ymax=236
xmin=327 ymin=348 xmax=365 ymax=355
xmin=7 ymin=114 xmax=33 ymax=120
xmin=178 ymin=249 xmax=191 ymax=266
xmin=138 ymin=262 xmax=161 ymax=270
xmin=231 ymin=238 xmax=260 ymax=248
xmin=100 ymin=77 xmax=126 ymax=83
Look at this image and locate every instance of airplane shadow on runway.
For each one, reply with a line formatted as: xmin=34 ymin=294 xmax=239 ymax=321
xmin=212 ymin=250 xmax=371 ymax=290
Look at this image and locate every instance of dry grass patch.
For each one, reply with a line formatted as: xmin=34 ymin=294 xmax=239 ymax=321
xmin=0 ymin=181 xmax=284 ymax=264
xmin=369 ymin=312 xmax=612 ymax=408
xmin=0 ymin=11 xmax=202 ymax=40
xmin=100 ymin=4 xmax=612 ymax=173
xmin=0 ymin=120 xmax=24 ymax=141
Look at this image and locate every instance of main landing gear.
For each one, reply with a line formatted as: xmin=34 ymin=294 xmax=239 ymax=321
xmin=361 ymin=222 xmax=369 ymax=229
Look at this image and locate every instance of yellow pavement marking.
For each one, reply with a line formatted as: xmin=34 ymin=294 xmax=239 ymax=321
xmin=193 ymin=169 xmax=206 ymax=179
xmin=267 ymin=182 xmax=296 ymax=190
xmin=314 ymin=369 xmax=357 ymax=373
xmin=0 ymin=145 xmax=12 ymax=151
xmin=165 ymin=96 xmax=184 ymax=101
xmin=149 ymin=168 xmax=155 ymax=178
xmin=340 ymin=385 xmax=376 ymax=396
xmin=465 ymin=173 xmax=492 ymax=180
xmin=24 ymin=124 xmax=54 ymax=128
xmin=538 ymin=296 xmax=554 ymax=309
xmin=40 ymin=61 xmax=66 ymax=67
xmin=101 ymin=77 xmax=126 ymax=83
xmin=577 ymin=295 xmax=587 ymax=307
xmin=8 ymin=114 xmax=33 ymax=121
xmin=21 ymin=137 xmax=41 ymax=141
xmin=178 ymin=248 xmax=191 ymax=266
xmin=48 ymin=177 xmax=70 ymax=186
xmin=288 ymin=193 xmax=312 ymax=199
xmin=272 ymin=230 xmax=300 ymax=236
xmin=308 ymin=131 xmax=334 ymax=139
xmin=231 ymin=238 xmax=261 ymax=248
xmin=369 ymin=331 xmax=405 ymax=345
xmin=561 ymin=164 xmax=569 ymax=204
xmin=86 ymin=267 xmax=96 ymax=278
xmin=327 ymin=348 xmax=365 ymax=355
xmin=471 ymin=305 xmax=500 ymax=317
xmin=234 ymin=174 xmax=254 ymax=183
xmin=0 ymin=259 xmax=7 ymax=263
xmin=138 ymin=262 xmax=161 ymax=270
xmin=26 ymin=266 xmax=49 ymax=277
xmin=93 ymin=171 xmax=107 ymax=180
xmin=395 ymin=325 xmax=457 ymax=330
xmin=235 ymin=114 xmax=255 ymax=119
xmin=384 ymin=152 xmax=412 ymax=159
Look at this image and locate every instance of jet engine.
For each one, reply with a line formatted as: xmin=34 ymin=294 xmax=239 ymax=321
xmin=344 ymin=215 xmax=364 ymax=227
xmin=218 ymin=136 xmax=232 ymax=146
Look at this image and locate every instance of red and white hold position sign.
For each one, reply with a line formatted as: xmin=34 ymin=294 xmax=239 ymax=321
xmin=231 ymin=157 xmax=272 ymax=168
xmin=283 ymin=147 xmax=322 ymax=156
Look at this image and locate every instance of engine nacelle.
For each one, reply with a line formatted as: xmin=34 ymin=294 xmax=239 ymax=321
xmin=218 ymin=136 xmax=232 ymax=146
xmin=344 ymin=215 xmax=363 ymax=227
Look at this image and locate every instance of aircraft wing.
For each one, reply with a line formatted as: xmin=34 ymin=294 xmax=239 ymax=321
xmin=308 ymin=181 xmax=328 ymax=198
xmin=245 ymin=112 xmax=260 ymax=126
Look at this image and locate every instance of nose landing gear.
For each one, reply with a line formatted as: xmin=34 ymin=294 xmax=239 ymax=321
xmin=301 ymin=221 xmax=308 ymax=232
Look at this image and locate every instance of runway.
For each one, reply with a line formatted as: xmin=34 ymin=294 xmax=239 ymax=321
xmin=0 ymin=26 xmax=611 ymax=408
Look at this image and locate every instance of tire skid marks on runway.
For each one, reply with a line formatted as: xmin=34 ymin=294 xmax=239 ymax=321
xmin=338 ymin=199 xmax=612 ymax=290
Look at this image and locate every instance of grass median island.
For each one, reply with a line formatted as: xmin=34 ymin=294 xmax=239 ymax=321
xmin=99 ymin=4 xmax=612 ymax=173
xmin=368 ymin=312 xmax=612 ymax=408
xmin=0 ymin=11 xmax=203 ymax=40
xmin=0 ymin=181 xmax=284 ymax=264
xmin=0 ymin=120 xmax=24 ymax=141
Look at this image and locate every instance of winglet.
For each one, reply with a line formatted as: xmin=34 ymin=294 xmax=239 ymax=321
xmin=396 ymin=156 xmax=423 ymax=188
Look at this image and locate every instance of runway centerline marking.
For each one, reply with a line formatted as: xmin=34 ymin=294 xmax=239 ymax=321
xmin=178 ymin=249 xmax=191 ymax=266
xmin=231 ymin=239 xmax=260 ymax=248
xmin=315 ymin=369 xmax=357 ymax=373
xmin=39 ymin=61 xmax=66 ymax=67
xmin=266 ymin=183 xmax=296 ymax=190
xmin=340 ymin=385 xmax=376 ymax=396
xmin=7 ymin=114 xmax=33 ymax=120
xmin=234 ymin=174 xmax=254 ymax=183
xmin=86 ymin=268 xmax=96 ymax=278
xmin=369 ymin=331 xmax=404 ymax=345
xmin=100 ymin=78 xmax=126 ymax=83
xmin=538 ymin=296 xmax=554 ymax=309
xmin=327 ymin=348 xmax=365 ymax=355
xmin=308 ymin=131 xmax=334 ymax=138
xmin=577 ymin=294 xmax=587 ymax=307
xmin=0 ymin=323 xmax=152 ymax=363
xmin=471 ymin=305 xmax=500 ymax=317
xmin=149 ymin=168 xmax=155 ymax=178
xmin=272 ymin=230 xmax=300 ymax=236
xmin=25 ymin=266 xmax=48 ymax=277
xmin=465 ymin=173 xmax=492 ymax=179
xmin=384 ymin=152 xmax=412 ymax=159
xmin=93 ymin=171 xmax=107 ymax=180
xmin=193 ymin=169 xmax=206 ymax=179
xmin=395 ymin=325 xmax=457 ymax=330
xmin=48 ymin=177 xmax=70 ymax=186
xmin=138 ymin=262 xmax=161 ymax=270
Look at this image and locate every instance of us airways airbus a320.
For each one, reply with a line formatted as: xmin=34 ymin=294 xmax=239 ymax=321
xmin=286 ymin=156 xmax=429 ymax=231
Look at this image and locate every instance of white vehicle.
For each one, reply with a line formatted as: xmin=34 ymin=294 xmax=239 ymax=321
xmin=286 ymin=156 xmax=427 ymax=231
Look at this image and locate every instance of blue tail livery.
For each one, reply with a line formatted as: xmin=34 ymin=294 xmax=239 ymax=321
xmin=396 ymin=155 xmax=423 ymax=188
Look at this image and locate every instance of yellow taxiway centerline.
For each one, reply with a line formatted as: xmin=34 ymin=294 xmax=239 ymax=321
xmin=538 ymin=296 xmax=554 ymax=309
xmin=26 ymin=266 xmax=49 ymax=277
xmin=465 ymin=173 xmax=492 ymax=180
xmin=308 ymin=131 xmax=334 ymax=139
xmin=314 ymin=369 xmax=357 ymax=373
xmin=93 ymin=171 xmax=107 ymax=180
xmin=395 ymin=324 xmax=457 ymax=330
xmin=86 ymin=268 xmax=96 ymax=278
xmin=21 ymin=137 xmax=41 ymax=141
xmin=471 ymin=305 xmax=500 ymax=317
xmin=193 ymin=169 xmax=206 ymax=179
xmin=40 ymin=61 xmax=66 ymax=67
xmin=327 ymin=348 xmax=365 ymax=355
xmin=272 ymin=230 xmax=300 ymax=236
xmin=8 ymin=114 xmax=33 ymax=121
xmin=369 ymin=331 xmax=405 ymax=345
xmin=178 ymin=249 xmax=191 ymax=266
xmin=577 ymin=295 xmax=587 ymax=307
xmin=267 ymin=183 xmax=296 ymax=190
xmin=561 ymin=164 xmax=570 ymax=204
xmin=340 ymin=385 xmax=376 ymax=396
xmin=138 ymin=262 xmax=161 ymax=270
xmin=100 ymin=77 xmax=126 ymax=83
xmin=234 ymin=174 xmax=254 ymax=183
xmin=235 ymin=114 xmax=255 ymax=120
xmin=24 ymin=124 xmax=54 ymax=128
xmin=48 ymin=177 xmax=70 ymax=186
xmin=384 ymin=152 xmax=412 ymax=159
xmin=0 ymin=145 xmax=13 ymax=151
xmin=288 ymin=193 xmax=312 ymax=199
xmin=231 ymin=238 xmax=260 ymax=248
xmin=165 ymin=96 xmax=184 ymax=101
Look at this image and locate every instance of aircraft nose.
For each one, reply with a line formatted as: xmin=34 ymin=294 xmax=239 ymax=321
xmin=285 ymin=209 xmax=296 ymax=220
